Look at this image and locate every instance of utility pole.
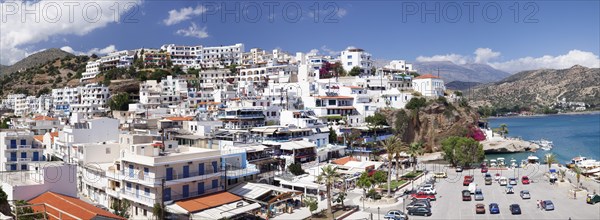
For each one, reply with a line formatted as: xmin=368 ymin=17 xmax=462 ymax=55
xmin=161 ymin=178 xmax=165 ymax=220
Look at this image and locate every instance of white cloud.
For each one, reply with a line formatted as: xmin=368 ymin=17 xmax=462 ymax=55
xmin=337 ymin=8 xmax=348 ymax=18
xmin=308 ymin=8 xmax=348 ymax=19
xmin=176 ymin=23 xmax=209 ymax=39
xmin=417 ymin=48 xmax=600 ymax=73
xmin=163 ymin=5 xmax=207 ymax=26
xmin=320 ymin=46 xmax=340 ymax=56
xmin=416 ymin=53 xmax=469 ymax=65
xmin=474 ymin=48 xmax=500 ymax=63
xmin=489 ymin=50 xmax=600 ymax=73
xmin=60 ymin=45 xmax=117 ymax=56
xmin=0 ymin=0 xmax=142 ymax=65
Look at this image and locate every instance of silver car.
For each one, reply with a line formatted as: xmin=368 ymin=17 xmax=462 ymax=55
xmin=520 ymin=190 xmax=531 ymax=199
xmin=474 ymin=188 xmax=484 ymax=201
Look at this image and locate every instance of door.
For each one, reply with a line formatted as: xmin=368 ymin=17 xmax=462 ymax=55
xmin=33 ymin=152 xmax=39 ymax=161
xmin=163 ymin=188 xmax=171 ymax=201
xmin=129 ymin=165 xmax=134 ymax=178
xmin=20 ymin=139 xmax=26 ymax=145
xmin=182 ymin=185 xmax=189 ymax=198
xmin=10 ymin=140 xmax=16 ymax=148
xmin=183 ymin=165 xmax=189 ymax=178
xmin=198 ymin=163 xmax=204 ymax=175
xmin=136 ymin=185 xmax=139 ymax=198
xmin=10 ymin=152 xmax=16 ymax=161
xmin=212 ymin=161 xmax=218 ymax=173
xmin=166 ymin=167 xmax=173 ymax=181
xmin=198 ymin=182 xmax=204 ymax=195
xmin=21 ymin=152 xmax=26 ymax=158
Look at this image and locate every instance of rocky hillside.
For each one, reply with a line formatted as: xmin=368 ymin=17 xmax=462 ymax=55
xmin=445 ymin=81 xmax=482 ymax=91
xmin=0 ymin=48 xmax=74 ymax=75
xmin=469 ymin=65 xmax=600 ymax=109
xmin=413 ymin=61 xmax=511 ymax=83
xmin=381 ymin=99 xmax=480 ymax=152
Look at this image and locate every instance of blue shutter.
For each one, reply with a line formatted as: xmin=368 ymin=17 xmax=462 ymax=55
xmin=198 ymin=163 xmax=204 ymax=175
xmin=198 ymin=182 xmax=205 ymax=195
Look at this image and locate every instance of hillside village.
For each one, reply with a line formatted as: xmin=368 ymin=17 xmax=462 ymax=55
xmin=0 ymin=43 xmax=465 ymax=219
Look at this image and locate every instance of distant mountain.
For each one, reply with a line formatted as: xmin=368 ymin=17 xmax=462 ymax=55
xmin=469 ymin=65 xmax=600 ymax=109
xmin=446 ymin=81 xmax=483 ymax=91
xmin=413 ymin=61 xmax=511 ymax=83
xmin=1 ymin=48 xmax=73 ymax=75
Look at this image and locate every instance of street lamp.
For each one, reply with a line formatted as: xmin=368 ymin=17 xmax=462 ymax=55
xmin=377 ymin=207 xmax=380 ymax=220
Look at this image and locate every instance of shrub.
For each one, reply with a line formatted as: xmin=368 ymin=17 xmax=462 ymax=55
xmin=288 ymin=163 xmax=306 ymax=176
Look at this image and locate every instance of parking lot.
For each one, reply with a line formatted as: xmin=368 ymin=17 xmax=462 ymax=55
xmin=405 ymin=164 xmax=600 ymax=219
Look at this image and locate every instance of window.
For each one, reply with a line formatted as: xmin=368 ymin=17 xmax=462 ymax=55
xmin=144 ymin=187 xmax=150 ymax=196
xmin=106 ymin=148 xmax=111 ymax=154
xmin=21 ymin=152 xmax=26 ymax=158
xmin=328 ymin=100 xmax=336 ymax=105
xmin=126 ymin=182 xmax=132 ymax=190
xmin=347 ymin=62 xmax=352 ymax=66
xmin=212 ymin=179 xmax=218 ymax=189
xmin=347 ymin=55 xmax=352 ymax=59
xmin=21 ymin=165 xmax=27 ymax=170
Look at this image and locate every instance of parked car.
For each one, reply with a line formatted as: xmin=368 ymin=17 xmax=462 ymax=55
xmin=474 ymin=188 xmax=484 ymax=201
xmin=418 ymin=188 xmax=436 ymax=195
xmin=385 ymin=210 xmax=408 ymax=220
xmin=541 ymin=200 xmax=554 ymax=211
xmin=499 ymin=177 xmax=508 ymax=186
xmin=489 ymin=203 xmax=500 ymax=214
xmin=521 ymin=176 xmax=530 ymax=184
xmin=456 ymin=166 xmax=463 ymax=172
xmin=411 ymin=199 xmax=432 ymax=208
xmin=420 ymin=184 xmax=435 ymax=191
xmin=505 ymin=185 xmax=514 ymax=194
xmin=520 ymin=190 xmax=531 ymax=199
xmin=434 ymin=172 xmax=447 ymax=178
xmin=407 ymin=207 xmax=431 ymax=216
xmin=484 ymin=173 xmax=492 ymax=185
xmin=407 ymin=201 xmax=431 ymax=210
xmin=468 ymin=183 xmax=478 ymax=194
xmin=509 ymin=178 xmax=518 ymax=185
xmin=411 ymin=192 xmax=436 ymax=201
xmin=481 ymin=167 xmax=488 ymax=173
xmin=462 ymin=190 xmax=472 ymax=201
xmin=475 ymin=203 xmax=486 ymax=214
xmin=463 ymin=175 xmax=474 ymax=186
xmin=494 ymin=173 xmax=501 ymax=181
xmin=509 ymin=204 xmax=522 ymax=215
xmin=587 ymin=194 xmax=600 ymax=204
xmin=383 ymin=216 xmax=405 ymax=220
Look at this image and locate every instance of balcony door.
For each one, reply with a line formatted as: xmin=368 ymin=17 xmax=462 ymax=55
xmin=166 ymin=167 xmax=174 ymax=181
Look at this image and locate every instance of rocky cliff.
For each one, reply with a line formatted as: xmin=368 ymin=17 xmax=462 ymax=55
xmin=381 ymin=99 xmax=480 ymax=152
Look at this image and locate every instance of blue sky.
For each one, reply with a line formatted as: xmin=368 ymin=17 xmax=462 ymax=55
xmin=1 ymin=0 xmax=599 ymax=72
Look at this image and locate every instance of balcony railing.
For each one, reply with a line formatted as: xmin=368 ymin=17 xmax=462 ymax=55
xmin=18 ymin=158 xmax=31 ymax=162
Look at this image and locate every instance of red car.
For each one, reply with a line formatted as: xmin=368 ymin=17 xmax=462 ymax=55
xmin=411 ymin=192 xmax=436 ymax=201
xmin=481 ymin=167 xmax=488 ymax=173
xmin=521 ymin=176 xmax=530 ymax=184
xmin=463 ymin=175 xmax=474 ymax=186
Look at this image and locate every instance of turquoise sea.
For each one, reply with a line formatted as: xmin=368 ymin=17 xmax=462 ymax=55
xmin=486 ymin=113 xmax=600 ymax=164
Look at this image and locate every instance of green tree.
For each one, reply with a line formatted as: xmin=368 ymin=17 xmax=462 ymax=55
xmin=0 ymin=186 xmax=10 ymax=217
xmin=316 ymin=165 xmax=341 ymax=217
xmin=14 ymin=200 xmax=44 ymax=220
xmin=328 ymin=127 xmax=338 ymax=144
xmin=111 ymin=199 xmax=130 ymax=218
xmin=408 ymin=142 xmax=424 ymax=171
xmin=441 ymin=136 xmax=485 ymax=167
xmin=405 ymin=97 xmax=427 ymax=110
xmin=454 ymin=91 xmax=463 ymax=96
xmin=334 ymin=61 xmax=346 ymax=76
xmin=370 ymin=67 xmax=377 ymax=75
xmin=349 ymin=66 xmax=362 ymax=76
xmin=544 ymin=153 xmax=557 ymax=170
xmin=108 ymin=93 xmax=131 ymax=111
xmin=36 ymin=87 xmax=50 ymax=97
xmin=365 ymin=112 xmax=388 ymax=127
xmin=373 ymin=170 xmax=387 ymax=184
xmin=382 ymin=136 xmax=399 ymax=197
xmin=498 ymin=124 xmax=509 ymax=137
xmin=356 ymin=172 xmax=373 ymax=199
xmin=335 ymin=191 xmax=347 ymax=208
xmin=394 ymin=142 xmax=408 ymax=181
xmin=152 ymin=203 xmax=162 ymax=220
xmin=394 ymin=109 xmax=409 ymax=139
xmin=288 ymin=163 xmax=306 ymax=176
xmin=573 ymin=166 xmax=583 ymax=188
xmin=304 ymin=197 xmax=318 ymax=217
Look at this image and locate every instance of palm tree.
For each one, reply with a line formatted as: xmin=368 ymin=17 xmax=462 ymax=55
xmin=316 ymin=165 xmax=341 ymax=217
xmin=395 ymin=142 xmax=408 ymax=181
xmin=558 ymin=169 xmax=566 ymax=182
xmin=573 ymin=166 xmax=583 ymax=189
xmin=408 ymin=142 xmax=424 ymax=171
xmin=382 ymin=136 xmax=400 ymax=197
xmin=545 ymin=153 xmax=557 ymax=170
xmin=498 ymin=124 xmax=509 ymax=137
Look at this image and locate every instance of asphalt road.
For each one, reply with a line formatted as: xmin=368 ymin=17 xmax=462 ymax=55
xmin=405 ymin=164 xmax=600 ymax=220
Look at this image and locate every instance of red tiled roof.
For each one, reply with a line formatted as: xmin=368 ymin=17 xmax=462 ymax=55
xmin=165 ymin=116 xmax=194 ymax=121
xmin=332 ymin=156 xmax=359 ymax=165
xmin=414 ymin=74 xmax=440 ymax=79
xmin=34 ymin=135 xmax=44 ymax=142
xmin=314 ymin=96 xmax=354 ymax=99
xmin=50 ymin=132 xmax=59 ymax=137
xmin=175 ymin=192 xmax=241 ymax=213
xmin=33 ymin=115 xmax=56 ymax=121
xmin=344 ymin=86 xmax=363 ymax=89
xmin=28 ymin=192 xmax=125 ymax=220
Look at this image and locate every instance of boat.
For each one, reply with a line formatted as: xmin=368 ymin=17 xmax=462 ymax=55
xmin=568 ymin=156 xmax=587 ymax=168
xmin=490 ymin=159 xmax=497 ymax=167
xmin=527 ymin=155 xmax=540 ymax=164
xmin=497 ymin=158 xmax=505 ymax=167
xmin=510 ymin=158 xmax=517 ymax=168
xmin=532 ymin=139 xmax=553 ymax=150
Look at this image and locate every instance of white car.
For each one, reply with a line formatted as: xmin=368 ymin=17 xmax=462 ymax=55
xmin=418 ymin=188 xmax=436 ymax=195
xmin=499 ymin=177 xmax=508 ymax=186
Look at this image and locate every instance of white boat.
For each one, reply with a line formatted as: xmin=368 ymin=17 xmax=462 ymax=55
xmin=532 ymin=139 xmax=553 ymax=150
xmin=497 ymin=158 xmax=506 ymax=167
xmin=527 ymin=155 xmax=540 ymax=164
xmin=490 ymin=159 xmax=497 ymax=167
xmin=583 ymin=167 xmax=600 ymax=175
xmin=510 ymin=159 xmax=517 ymax=168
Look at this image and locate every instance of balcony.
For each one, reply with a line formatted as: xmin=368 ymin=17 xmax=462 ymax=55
xmin=109 ymin=169 xmax=223 ymax=187
xmin=119 ymin=188 xmax=157 ymax=207
xmin=18 ymin=158 xmax=31 ymax=162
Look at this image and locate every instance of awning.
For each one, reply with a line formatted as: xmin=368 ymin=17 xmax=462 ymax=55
xmin=280 ymin=140 xmax=316 ymax=150
xmin=229 ymin=183 xmax=299 ymax=200
xmin=191 ymin=201 xmax=260 ymax=220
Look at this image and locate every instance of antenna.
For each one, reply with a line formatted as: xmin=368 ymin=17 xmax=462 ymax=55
xmin=437 ymin=68 xmax=440 ymax=78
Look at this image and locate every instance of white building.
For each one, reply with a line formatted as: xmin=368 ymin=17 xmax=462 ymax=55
xmin=0 ymin=162 xmax=77 ymax=201
xmin=1 ymin=130 xmax=45 ymax=171
xmin=412 ymin=74 xmax=445 ymax=97
xmin=161 ymin=43 xmax=244 ymax=69
xmin=384 ymin=60 xmax=415 ymax=73
xmin=49 ymin=118 xmax=119 ymax=162
xmin=139 ymin=76 xmax=188 ymax=109
xmin=82 ymin=50 xmax=134 ymax=81
xmin=340 ymin=47 xmax=373 ymax=75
